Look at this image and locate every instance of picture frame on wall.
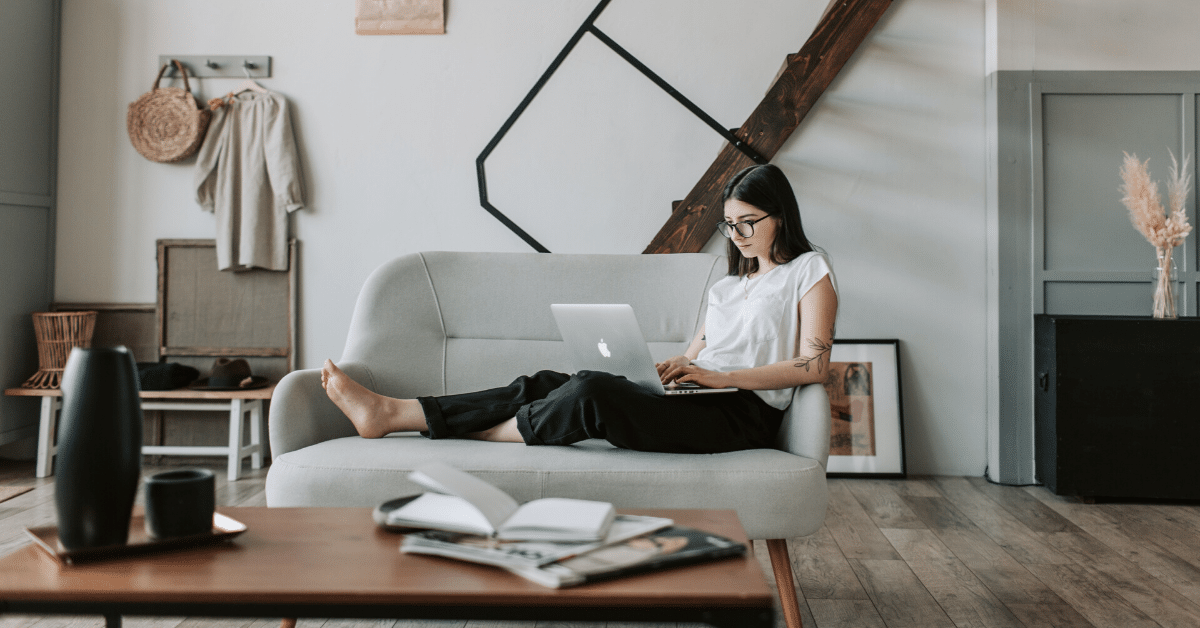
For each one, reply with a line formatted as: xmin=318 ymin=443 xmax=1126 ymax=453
xmin=822 ymin=339 xmax=905 ymax=478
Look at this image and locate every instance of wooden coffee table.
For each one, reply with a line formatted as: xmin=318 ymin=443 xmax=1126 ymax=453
xmin=0 ymin=507 xmax=774 ymax=628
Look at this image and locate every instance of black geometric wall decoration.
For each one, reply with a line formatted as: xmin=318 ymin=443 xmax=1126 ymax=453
xmin=476 ymin=0 xmax=768 ymax=253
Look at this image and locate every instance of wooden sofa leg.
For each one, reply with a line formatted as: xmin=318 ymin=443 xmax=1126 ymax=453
xmin=279 ymin=619 xmax=296 ymax=628
xmin=767 ymin=538 xmax=803 ymax=628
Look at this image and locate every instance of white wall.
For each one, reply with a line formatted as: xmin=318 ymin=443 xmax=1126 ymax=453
xmin=56 ymin=0 xmax=989 ymax=475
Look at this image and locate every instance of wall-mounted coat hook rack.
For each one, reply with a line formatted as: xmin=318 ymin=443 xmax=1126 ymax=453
xmin=158 ymin=56 xmax=271 ymax=79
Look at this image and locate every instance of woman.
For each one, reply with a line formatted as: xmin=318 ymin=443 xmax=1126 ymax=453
xmin=322 ymin=163 xmax=837 ymax=454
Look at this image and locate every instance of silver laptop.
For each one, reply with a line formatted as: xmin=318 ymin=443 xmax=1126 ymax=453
xmin=551 ymin=304 xmax=738 ymax=396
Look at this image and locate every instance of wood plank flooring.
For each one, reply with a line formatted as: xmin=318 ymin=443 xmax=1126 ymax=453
xmin=1 ymin=459 xmax=1199 ymax=628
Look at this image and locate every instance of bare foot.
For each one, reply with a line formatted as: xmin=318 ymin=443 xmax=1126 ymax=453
xmin=321 ymin=360 xmax=424 ymax=438
xmin=467 ymin=417 xmax=524 ymax=443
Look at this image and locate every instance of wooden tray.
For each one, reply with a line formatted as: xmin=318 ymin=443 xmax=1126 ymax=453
xmin=25 ymin=512 xmax=247 ymax=564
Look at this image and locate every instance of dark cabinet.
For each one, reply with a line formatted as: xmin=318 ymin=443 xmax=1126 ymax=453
xmin=1035 ymin=315 xmax=1200 ymax=500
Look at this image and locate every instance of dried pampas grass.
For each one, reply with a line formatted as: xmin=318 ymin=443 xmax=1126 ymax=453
xmin=1119 ymin=150 xmax=1193 ymax=318
xmin=1120 ymin=151 xmax=1192 ymax=248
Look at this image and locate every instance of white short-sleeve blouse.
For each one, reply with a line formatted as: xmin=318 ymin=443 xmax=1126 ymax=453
xmin=691 ymin=251 xmax=837 ymax=410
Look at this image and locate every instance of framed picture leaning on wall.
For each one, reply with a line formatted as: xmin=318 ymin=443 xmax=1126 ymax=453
xmin=820 ymin=339 xmax=905 ymax=478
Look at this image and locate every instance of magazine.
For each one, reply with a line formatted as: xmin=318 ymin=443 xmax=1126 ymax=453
xmin=383 ymin=461 xmax=616 ymax=542
xmin=505 ymin=525 xmax=747 ymax=588
xmin=399 ymin=514 xmax=674 ymax=569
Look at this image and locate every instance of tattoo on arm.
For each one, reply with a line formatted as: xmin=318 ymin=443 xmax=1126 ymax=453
xmin=793 ymin=325 xmax=835 ymax=373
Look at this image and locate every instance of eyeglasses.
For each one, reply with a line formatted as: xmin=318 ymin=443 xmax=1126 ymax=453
xmin=716 ymin=215 xmax=771 ymax=238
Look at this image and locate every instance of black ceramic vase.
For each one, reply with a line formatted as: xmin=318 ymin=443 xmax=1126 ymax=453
xmin=55 ymin=346 xmax=143 ymax=550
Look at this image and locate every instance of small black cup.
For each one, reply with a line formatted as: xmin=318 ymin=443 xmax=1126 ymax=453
xmin=144 ymin=468 xmax=216 ymax=539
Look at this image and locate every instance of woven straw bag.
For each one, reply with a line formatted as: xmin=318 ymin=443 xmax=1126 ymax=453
xmin=127 ymin=60 xmax=212 ymax=163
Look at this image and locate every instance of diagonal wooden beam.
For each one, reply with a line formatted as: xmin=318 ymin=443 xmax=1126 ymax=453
xmin=644 ymin=0 xmax=895 ymax=254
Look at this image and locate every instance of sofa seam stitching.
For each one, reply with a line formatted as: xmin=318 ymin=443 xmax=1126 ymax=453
xmin=361 ymin=363 xmax=378 ymax=392
xmin=694 ymin=255 xmax=720 ymax=341
xmin=418 ymin=252 xmax=449 ymax=395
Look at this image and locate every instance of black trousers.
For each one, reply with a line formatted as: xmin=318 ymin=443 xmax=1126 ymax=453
xmin=418 ymin=370 xmax=784 ymax=454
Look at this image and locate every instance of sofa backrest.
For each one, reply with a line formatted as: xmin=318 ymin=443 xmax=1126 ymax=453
xmin=341 ymin=251 xmax=727 ymax=397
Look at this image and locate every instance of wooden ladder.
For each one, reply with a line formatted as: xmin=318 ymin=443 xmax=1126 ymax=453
xmin=644 ymin=0 xmax=895 ymax=254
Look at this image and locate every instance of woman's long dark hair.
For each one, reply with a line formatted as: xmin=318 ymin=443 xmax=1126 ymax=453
xmin=722 ymin=164 xmax=814 ymax=277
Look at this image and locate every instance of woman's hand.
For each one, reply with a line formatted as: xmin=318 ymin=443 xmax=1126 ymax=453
xmin=655 ymin=355 xmax=692 ymax=384
xmin=670 ymin=363 xmax=733 ymax=389
xmin=657 ymin=356 xmax=733 ymax=389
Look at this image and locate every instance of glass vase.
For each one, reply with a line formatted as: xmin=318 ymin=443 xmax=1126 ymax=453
xmin=1153 ymin=248 xmax=1179 ymax=319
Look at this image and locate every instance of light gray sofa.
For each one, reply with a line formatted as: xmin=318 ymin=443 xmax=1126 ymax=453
xmin=265 ymin=251 xmax=830 ymax=627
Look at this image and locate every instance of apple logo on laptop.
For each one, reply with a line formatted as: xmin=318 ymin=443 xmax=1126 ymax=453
xmin=597 ymin=339 xmax=611 ymax=358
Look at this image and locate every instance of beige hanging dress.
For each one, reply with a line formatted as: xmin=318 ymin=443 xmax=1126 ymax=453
xmin=194 ymin=91 xmax=304 ymax=271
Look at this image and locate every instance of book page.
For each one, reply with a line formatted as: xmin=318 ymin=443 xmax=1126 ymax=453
xmin=409 ymin=462 xmax=519 ymax=531
xmin=499 ymin=498 xmax=615 ymax=539
xmin=387 ymin=493 xmax=496 ymax=535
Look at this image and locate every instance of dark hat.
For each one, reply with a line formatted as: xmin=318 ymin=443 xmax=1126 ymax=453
xmin=137 ymin=362 xmax=201 ymax=391
xmin=188 ymin=358 xmax=270 ymax=390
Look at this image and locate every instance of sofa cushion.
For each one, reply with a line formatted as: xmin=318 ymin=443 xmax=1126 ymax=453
xmin=265 ymin=433 xmax=828 ymax=539
xmin=340 ymin=252 xmax=726 ymax=398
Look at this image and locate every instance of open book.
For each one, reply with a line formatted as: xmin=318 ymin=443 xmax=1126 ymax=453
xmin=384 ymin=461 xmax=617 ymax=542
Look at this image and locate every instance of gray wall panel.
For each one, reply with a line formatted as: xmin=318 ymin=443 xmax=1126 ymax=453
xmin=1190 ymin=93 xmax=1200 ymax=272
xmin=1043 ymin=94 xmax=1181 ymax=272
xmin=0 ymin=0 xmax=59 ymax=452
xmin=992 ymin=71 xmax=1036 ymax=484
xmin=1044 ymin=282 xmax=1168 ymax=316
xmin=0 ymin=204 xmax=52 ymax=438
xmin=0 ymin=0 xmax=56 ymax=196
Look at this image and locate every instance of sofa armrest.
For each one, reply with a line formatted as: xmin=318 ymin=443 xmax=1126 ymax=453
xmin=774 ymin=382 xmax=831 ymax=468
xmin=268 ymin=362 xmax=375 ymax=457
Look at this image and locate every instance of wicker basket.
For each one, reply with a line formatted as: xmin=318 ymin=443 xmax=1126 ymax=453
xmin=21 ymin=311 xmax=98 ymax=389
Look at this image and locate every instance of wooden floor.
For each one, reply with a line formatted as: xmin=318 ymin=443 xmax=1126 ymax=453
xmin=2 ymin=459 xmax=1199 ymax=628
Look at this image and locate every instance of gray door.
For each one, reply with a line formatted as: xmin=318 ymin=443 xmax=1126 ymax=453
xmin=0 ymin=0 xmax=59 ymax=448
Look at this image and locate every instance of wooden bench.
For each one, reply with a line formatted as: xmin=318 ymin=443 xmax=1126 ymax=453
xmin=6 ymin=239 xmax=295 ymax=482
xmin=3 ymin=385 xmax=273 ymax=481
